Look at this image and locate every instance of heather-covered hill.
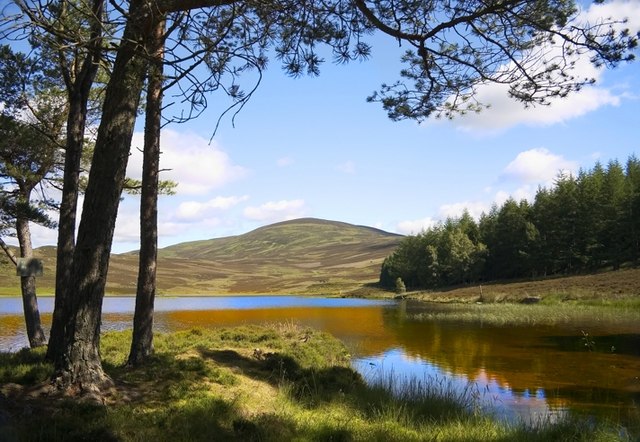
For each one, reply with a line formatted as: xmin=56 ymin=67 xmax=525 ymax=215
xmin=0 ymin=218 xmax=403 ymax=295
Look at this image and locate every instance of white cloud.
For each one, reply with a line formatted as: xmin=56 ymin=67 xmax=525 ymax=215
xmin=396 ymin=217 xmax=437 ymax=235
xmin=398 ymin=149 xmax=571 ymax=235
xmin=174 ymin=195 xmax=249 ymax=221
xmin=443 ymin=0 xmax=638 ymax=133
xmin=454 ymin=87 xmax=619 ymax=133
xmin=581 ymin=0 xmax=640 ymax=33
xmin=243 ymin=199 xmax=306 ymax=222
xmin=112 ymin=195 xmax=243 ymax=250
xmin=493 ymin=190 xmax=511 ymax=207
xmin=103 ymin=129 xmax=247 ymax=250
xmin=112 ymin=211 xmax=142 ymax=245
xmin=128 ymin=129 xmax=247 ymax=195
xmin=24 ymin=223 xmax=59 ymax=248
xmin=502 ymin=148 xmax=577 ymax=184
xmin=438 ymin=201 xmax=490 ymax=220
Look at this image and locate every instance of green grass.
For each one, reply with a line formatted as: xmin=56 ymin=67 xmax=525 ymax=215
xmin=408 ymin=299 xmax=640 ymax=326
xmin=0 ymin=347 xmax=51 ymax=385
xmin=1 ymin=324 xmax=636 ymax=441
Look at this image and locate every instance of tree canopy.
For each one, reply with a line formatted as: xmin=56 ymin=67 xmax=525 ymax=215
xmin=0 ymin=44 xmax=63 ymax=243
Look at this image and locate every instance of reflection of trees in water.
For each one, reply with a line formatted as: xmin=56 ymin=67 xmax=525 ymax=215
xmin=378 ymin=301 xmax=640 ymax=416
xmin=546 ymin=333 xmax=640 ymax=357
xmin=381 ymin=304 xmax=496 ymax=378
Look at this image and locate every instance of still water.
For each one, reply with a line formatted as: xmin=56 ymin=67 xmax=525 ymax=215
xmin=1 ymin=296 xmax=639 ymax=426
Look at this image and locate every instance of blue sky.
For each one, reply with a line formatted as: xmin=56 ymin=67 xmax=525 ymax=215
xmin=25 ymin=0 xmax=640 ymax=253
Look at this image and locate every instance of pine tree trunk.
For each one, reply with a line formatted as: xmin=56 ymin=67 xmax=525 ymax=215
xmin=15 ymin=216 xmax=46 ymax=348
xmin=128 ymin=15 xmax=164 ymax=367
xmin=52 ymin=0 xmax=150 ymax=393
xmin=48 ymin=96 xmax=91 ymax=360
xmin=48 ymin=0 xmax=105 ymax=362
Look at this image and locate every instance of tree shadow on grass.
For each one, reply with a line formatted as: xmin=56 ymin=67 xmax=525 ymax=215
xmin=199 ymin=347 xmax=362 ymax=406
xmin=1 ymin=350 xmax=247 ymax=441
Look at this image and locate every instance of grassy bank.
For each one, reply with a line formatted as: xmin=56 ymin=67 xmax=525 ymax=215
xmin=404 ymin=297 xmax=640 ymax=326
xmin=348 ymin=267 xmax=640 ymax=303
xmin=0 ymin=325 xmax=633 ymax=441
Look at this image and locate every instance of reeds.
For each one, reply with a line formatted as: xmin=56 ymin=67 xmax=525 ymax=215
xmin=409 ymin=301 xmax=640 ymax=326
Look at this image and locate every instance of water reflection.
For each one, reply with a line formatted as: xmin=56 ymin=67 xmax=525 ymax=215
xmin=376 ymin=302 xmax=640 ymax=424
xmin=353 ymin=348 xmax=568 ymax=424
xmin=1 ymin=296 xmax=638 ymax=426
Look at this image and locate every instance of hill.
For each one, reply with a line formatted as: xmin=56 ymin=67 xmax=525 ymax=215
xmin=0 ymin=218 xmax=403 ymax=295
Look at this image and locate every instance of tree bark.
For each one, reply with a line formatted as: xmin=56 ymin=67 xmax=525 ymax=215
xmin=47 ymin=0 xmax=105 ymax=362
xmin=47 ymin=94 xmax=94 ymax=360
xmin=127 ymin=15 xmax=165 ymax=367
xmin=52 ymin=0 xmax=151 ymax=393
xmin=15 ymin=213 xmax=46 ymax=348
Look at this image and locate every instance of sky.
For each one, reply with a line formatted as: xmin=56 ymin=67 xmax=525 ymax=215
xmin=20 ymin=0 xmax=640 ymax=253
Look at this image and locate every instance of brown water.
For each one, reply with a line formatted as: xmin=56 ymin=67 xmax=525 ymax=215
xmin=1 ymin=296 xmax=638 ymax=427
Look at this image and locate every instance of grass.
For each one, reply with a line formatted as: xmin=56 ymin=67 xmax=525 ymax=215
xmin=1 ymin=324 xmax=636 ymax=441
xmin=398 ymin=277 xmax=640 ymax=328
xmin=401 ymin=267 xmax=640 ymax=304
xmin=407 ymin=298 xmax=640 ymax=326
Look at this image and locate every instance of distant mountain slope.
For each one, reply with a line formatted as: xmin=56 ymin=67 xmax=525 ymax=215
xmin=0 ymin=218 xmax=402 ymax=295
xmin=162 ymin=217 xmax=400 ymax=259
xmin=152 ymin=218 xmax=403 ymax=294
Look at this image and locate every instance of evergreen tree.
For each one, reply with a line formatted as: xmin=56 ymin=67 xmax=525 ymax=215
xmin=487 ymin=199 xmax=538 ymax=279
xmin=601 ymin=160 xmax=627 ymax=269
xmin=478 ymin=205 xmax=500 ymax=280
xmin=624 ymin=156 xmax=640 ymax=264
xmin=538 ymin=173 xmax=580 ymax=273
xmin=574 ymin=163 xmax=606 ymax=269
xmin=0 ymin=46 xmax=64 ymax=348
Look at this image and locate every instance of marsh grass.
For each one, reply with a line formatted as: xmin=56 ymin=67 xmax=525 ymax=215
xmin=409 ymin=300 xmax=640 ymax=326
xmin=360 ymin=369 xmax=492 ymax=420
xmin=0 ymin=324 xmax=636 ymax=441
